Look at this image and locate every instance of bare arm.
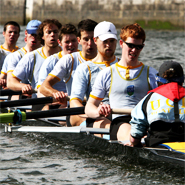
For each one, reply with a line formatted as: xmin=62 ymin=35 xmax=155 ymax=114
xmin=39 ymin=75 xmax=59 ymax=97
xmin=70 ymin=99 xmax=87 ymax=126
xmin=39 ymin=75 xmax=67 ymax=105
xmin=85 ymin=97 xmax=111 ymax=119
xmin=7 ymin=73 xmax=33 ymax=94
xmin=0 ymin=73 xmax=7 ymax=88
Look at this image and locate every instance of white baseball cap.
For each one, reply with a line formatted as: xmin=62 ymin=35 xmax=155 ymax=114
xmin=94 ymin=21 xmax=117 ymax=41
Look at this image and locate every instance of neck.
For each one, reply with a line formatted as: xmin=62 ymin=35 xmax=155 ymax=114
xmin=61 ymin=50 xmax=69 ymax=56
xmin=2 ymin=43 xmax=16 ymax=51
xmin=92 ymin=52 xmax=115 ymax=63
xmin=81 ymin=50 xmax=97 ymax=60
xmin=43 ymin=45 xmax=61 ymax=57
xmin=118 ymin=58 xmax=140 ymax=67
xmin=25 ymin=44 xmax=42 ymax=53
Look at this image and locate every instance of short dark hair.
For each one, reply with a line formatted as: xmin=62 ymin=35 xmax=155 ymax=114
xmin=37 ymin=19 xmax=62 ymax=45
xmin=77 ymin=19 xmax=98 ymax=38
xmin=3 ymin=21 xmax=20 ymax=33
xmin=59 ymin=24 xmax=77 ymax=41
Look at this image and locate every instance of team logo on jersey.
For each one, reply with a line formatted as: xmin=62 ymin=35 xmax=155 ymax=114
xmin=127 ymin=85 xmax=134 ymax=96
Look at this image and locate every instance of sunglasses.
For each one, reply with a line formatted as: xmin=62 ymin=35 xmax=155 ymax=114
xmin=122 ymin=40 xmax=144 ymax=50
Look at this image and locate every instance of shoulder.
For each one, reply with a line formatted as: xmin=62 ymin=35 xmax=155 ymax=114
xmin=98 ymin=65 xmax=112 ymax=79
xmin=45 ymin=54 xmax=58 ymax=64
xmin=71 ymin=51 xmax=80 ymax=57
xmin=34 ymin=47 xmax=43 ymax=53
xmin=59 ymin=53 xmax=73 ymax=61
xmin=145 ymin=65 xmax=158 ymax=75
xmin=75 ymin=61 xmax=91 ymax=74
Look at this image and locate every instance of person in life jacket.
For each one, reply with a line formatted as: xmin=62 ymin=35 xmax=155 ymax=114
xmin=129 ymin=60 xmax=185 ymax=147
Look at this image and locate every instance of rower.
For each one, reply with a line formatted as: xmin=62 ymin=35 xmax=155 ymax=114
xmin=4 ymin=20 xmax=42 ymax=100
xmin=0 ymin=21 xmax=20 ymax=88
xmin=6 ymin=19 xmax=62 ymax=110
xmin=37 ymin=23 xmax=78 ymax=110
xmin=70 ymin=21 xmax=119 ymax=129
xmin=85 ymin=23 xmax=158 ymax=141
xmin=39 ymin=19 xmax=98 ymax=108
xmin=129 ymin=61 xmax=185 ymax=147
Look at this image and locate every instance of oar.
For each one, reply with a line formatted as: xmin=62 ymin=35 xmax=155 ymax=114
xmin=0 ymin=89 xmax=23 ymax=96
xmin=0 ymin=89 xmax=37 ymax=96
xmin=0 ymin=97 xmax=55 ymax=108
xmin=7 ymin=125 xmax=110 ymax=134
xmin=0 ymin=107 xmax=132 ymax=124
xmin=0 ymin=96 xmax=74 ymax=108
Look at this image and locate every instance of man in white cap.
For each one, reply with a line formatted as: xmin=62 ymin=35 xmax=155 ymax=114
xmin=70 ymin=21 xmax=119 ymax=129
xmin=0 ymin=20 xmax=41 ymax=90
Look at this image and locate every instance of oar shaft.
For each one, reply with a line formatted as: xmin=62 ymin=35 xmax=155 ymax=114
xmin=0 ymin=107 xmax=132 ymax=124
xmin=0 ymin=89 xmax=22 ymax=96
xmin=26 ymin=107 xmax=85 ymax=120
xmin=0 ymin=89 xmax=37 ymax=96
xmin=0 ymin=97 xmax=54 ymax=108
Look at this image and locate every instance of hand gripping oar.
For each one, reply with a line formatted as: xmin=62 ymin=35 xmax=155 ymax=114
xmin=0 ymin=108 xmax=132 ymax=124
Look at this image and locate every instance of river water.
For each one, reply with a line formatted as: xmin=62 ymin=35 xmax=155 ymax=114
xmin=0 ymin=26 xmax=185 ymax=184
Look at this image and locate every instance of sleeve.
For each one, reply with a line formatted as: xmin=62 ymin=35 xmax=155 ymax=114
xmin=49 ymin=54 xmax=72 ymax=81
xmin=130 ymin=95 xmax=150 ymax=138
xmin=12 ymin=53 xmax=33 ymax=81
xmin=89 ymin=67 xmax=111 ymax=101
xmin=149 ymin=67 xmax=158 ymax=89
xmin=0 ymin=50 xmax=6 ymax=71
xmin=1 ymin=54 xmax=9 ymax=74
xmin=70 ymin=63 xmax=89 ymax=102
xmin=7 ymin=52 xmax=21 ymax=72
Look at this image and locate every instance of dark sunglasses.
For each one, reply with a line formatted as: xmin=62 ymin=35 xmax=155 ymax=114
xmin=122 ymin=40 xmax=144 ymax=50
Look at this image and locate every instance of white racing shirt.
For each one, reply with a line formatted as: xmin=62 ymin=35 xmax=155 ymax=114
xmin=37 ymin=51 xmax=66 ymax=92
xmin=12 ymin=47 xmax=47 ymax=97
xmin=70 ymin=56 xmax=119 ymax=102
xmin=90 ymin=62 xmax=158 ymax=118
xmin=49 ymin=51 xmax=91 ymax=96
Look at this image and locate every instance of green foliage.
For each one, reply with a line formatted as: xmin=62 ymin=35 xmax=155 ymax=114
xmin=136 ymin=20 xmax=183 ymax=30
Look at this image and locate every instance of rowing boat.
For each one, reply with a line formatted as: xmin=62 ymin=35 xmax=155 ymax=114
xmin=0 ymin=92 xmax=184 ymax=171
xmin=1 ymin=108 xmax=184 ymax=171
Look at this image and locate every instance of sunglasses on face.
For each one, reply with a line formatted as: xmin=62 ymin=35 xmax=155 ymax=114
xmin=122 ymin=40 xmax=144 ymax=50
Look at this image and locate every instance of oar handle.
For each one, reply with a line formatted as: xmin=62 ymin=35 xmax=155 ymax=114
xmin=112 ymin=108 xmax=132 ymax=114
